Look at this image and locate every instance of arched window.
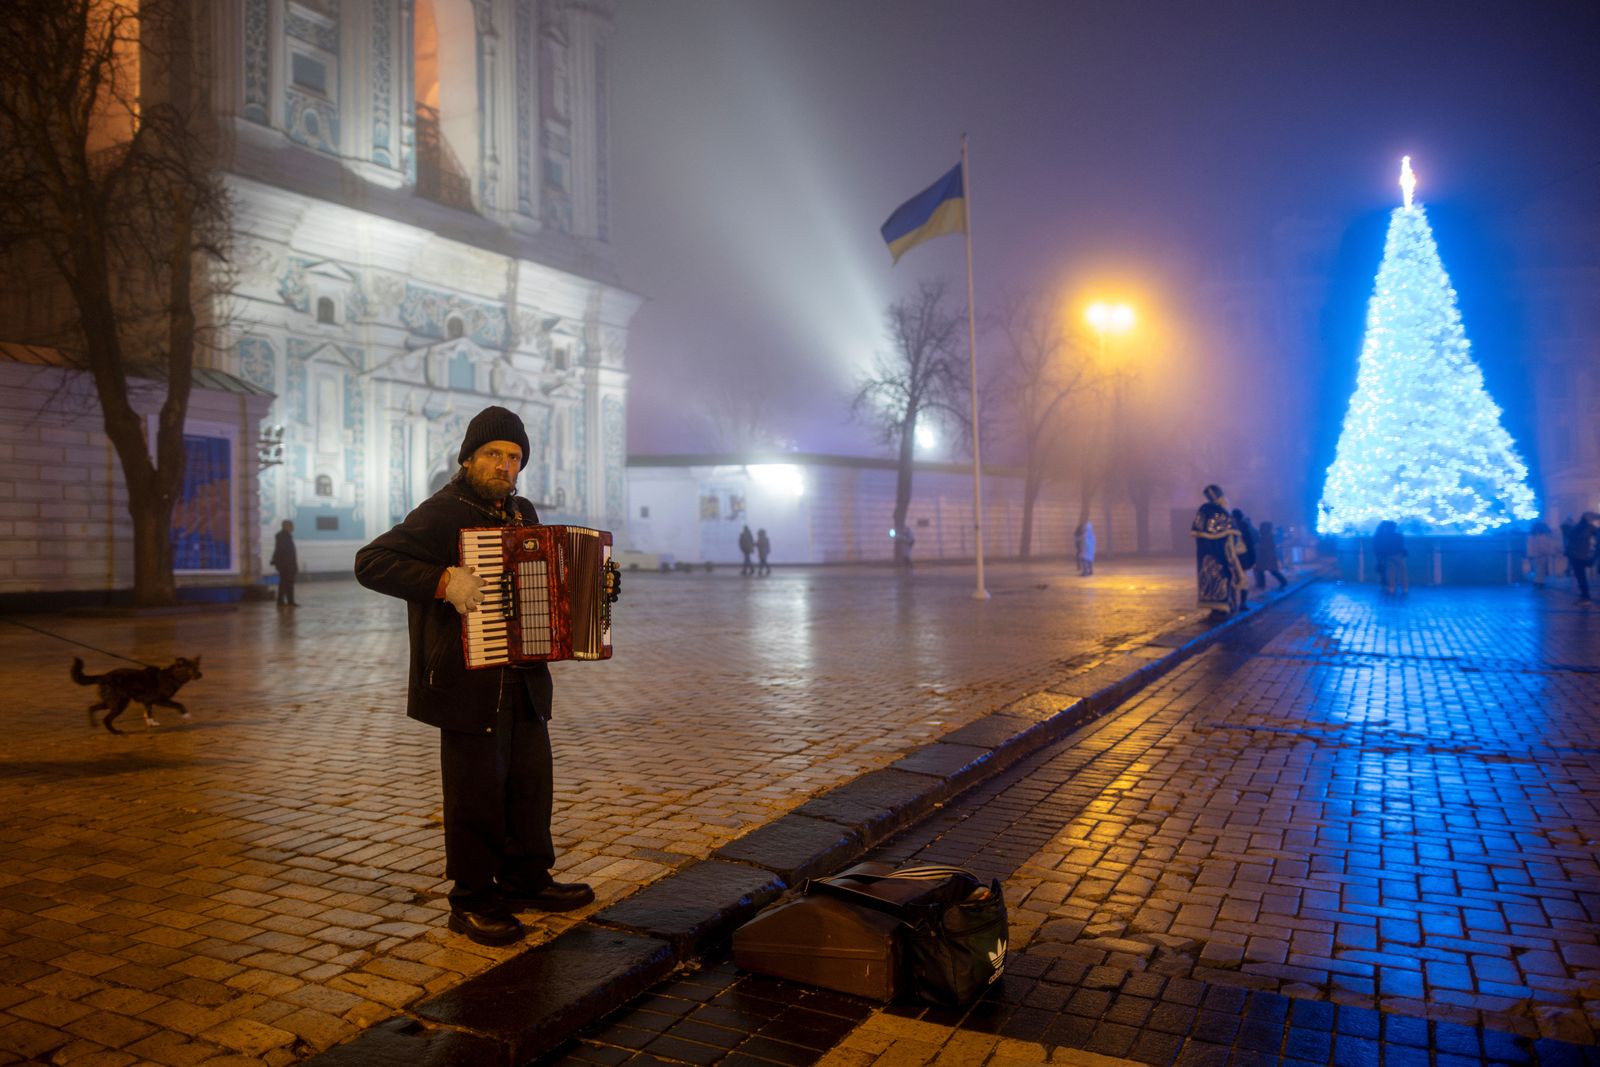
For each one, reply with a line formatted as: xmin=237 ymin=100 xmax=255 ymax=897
xmin=315 ymin=474 xmax=333 ymax=497
xmin=316 ymin=296 xmax=337 ymax=324
xmin=446 ymin=315 xmax=465 ymax=339
xmin=414 ymin=0 xmax=478 ymax=210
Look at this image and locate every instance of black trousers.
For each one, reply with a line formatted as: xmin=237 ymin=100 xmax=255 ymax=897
xmin=1572 ymin=558 xmax=1593 ymax=600
xmin=1254 ymin=567 xmax=1286 ymax=589
xmin=438 ymin=682 xmax=554 ymax=910
xmin=275 ymin=568 xmax=296 ymax=605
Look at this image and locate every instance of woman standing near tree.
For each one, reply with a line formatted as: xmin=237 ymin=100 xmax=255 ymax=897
xmin=1191 ymin=485 xmax=1244 ymax=617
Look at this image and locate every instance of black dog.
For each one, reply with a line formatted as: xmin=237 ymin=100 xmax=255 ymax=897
xmin=71 ymin=656 xmax=203 ymax=734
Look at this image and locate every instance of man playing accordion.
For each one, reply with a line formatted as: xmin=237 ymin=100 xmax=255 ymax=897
xmin=355 ymin=405 xmax=608 ymax=945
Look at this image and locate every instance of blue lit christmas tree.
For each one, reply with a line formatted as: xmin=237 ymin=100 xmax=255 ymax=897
xmin=1318 ymin=158 xmax=1537 ymax=536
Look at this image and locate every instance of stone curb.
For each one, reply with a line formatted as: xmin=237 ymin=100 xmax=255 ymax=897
xmin=301 ymin=570 xmax=1328 ymax=1066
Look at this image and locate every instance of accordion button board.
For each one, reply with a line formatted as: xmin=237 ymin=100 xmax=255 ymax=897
xmin=458 ymin=525 xmax=613 ymax=668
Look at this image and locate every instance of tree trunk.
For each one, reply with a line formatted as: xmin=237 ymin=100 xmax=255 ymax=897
xmin=1020 ymin=463 xmax=1043 ymax=560
xmin=893 ymin=414 xmax=917 ymax=564
xmin=1132 ymin=485 xmax=1152 ymax=555
xmin=146 ymin=193 xmax=197 ymax=604
xmin=70 ymin=193 xmax=197 ymax=607
xmin=129 ymin=483 xmax=178 ymax=605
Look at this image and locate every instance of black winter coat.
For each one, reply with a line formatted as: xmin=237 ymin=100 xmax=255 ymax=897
xmin=354 ymin=479 xmax=553 ymax=732
xmin=1235 ymin=519 xmax=1257 ymax=573
xmin=270 ymin=530 xmax=297 ymax=573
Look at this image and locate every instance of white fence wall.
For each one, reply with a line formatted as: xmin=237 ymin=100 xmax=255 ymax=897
xmin=624 ymin=456 xmax=1177 ymax=566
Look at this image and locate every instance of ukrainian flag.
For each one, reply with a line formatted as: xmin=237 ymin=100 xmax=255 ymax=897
xmin=880 ymin=163 xmax=965 ymax=263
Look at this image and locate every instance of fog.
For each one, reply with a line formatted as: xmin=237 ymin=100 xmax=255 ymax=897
xmin=609 ymin=1 xmax=1600 ymax=511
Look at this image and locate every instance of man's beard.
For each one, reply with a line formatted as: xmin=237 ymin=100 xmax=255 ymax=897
xmin=465 ymin=467 xmax=515 ymax=502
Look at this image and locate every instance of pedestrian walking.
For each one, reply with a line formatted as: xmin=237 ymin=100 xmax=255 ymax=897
xmin=1074 ymin=521 xmax=1096 ymax=576
xmin=354 ymin=406 xmax=602 ymax=946
xmin=270 ymin=520 xmax=298 ymax=607
xmin=1526 ymin=520 xmax=1560 ymax=587
xmin=1191 ymin=485 xmax=1245 ymax=617
xmin=738 ymin=524 xmax=756 ymax=576
xmin=1253 ymin=520 xmax=1290 ymax=591
xmin=1231 ymin=508 xmax=1258 ymax=610
xmin=755 ymin=528 xmax=771 ymax=576
xmin=1373 ymin=519 xmax=1409 ymax=595
xmin=1566 ymin=513 xmax=1597 ymax=603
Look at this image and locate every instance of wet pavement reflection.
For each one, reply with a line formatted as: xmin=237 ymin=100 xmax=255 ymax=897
xmin=556 ymin=584 xmax=1600 ymax=1065
xmin=0 ymin=558 xmax=1210 ymax=1063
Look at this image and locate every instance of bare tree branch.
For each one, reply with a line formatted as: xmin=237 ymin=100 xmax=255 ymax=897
xmin=0 ymin=0 xmax=234 ymax=604
xmin=986 ymin=287 xmax=1107 ymax=556
xmin=851 ymin=280 xmax=965 ymax=562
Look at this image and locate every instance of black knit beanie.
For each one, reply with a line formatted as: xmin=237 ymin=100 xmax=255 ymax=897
xmin=457 ymin=405 xmax=530 ymax=465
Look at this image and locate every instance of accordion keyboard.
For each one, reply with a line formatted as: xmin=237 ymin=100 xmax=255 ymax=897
xmin=460 ymin=528 xmax=511 ymax=668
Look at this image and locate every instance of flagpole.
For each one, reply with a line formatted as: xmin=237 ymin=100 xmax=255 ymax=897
xmin=961 ymin=133 xmax=989 ymax=600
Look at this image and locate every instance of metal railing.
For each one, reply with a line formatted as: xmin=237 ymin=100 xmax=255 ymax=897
xmin=413 ymin=104 xmax=473 ymax=211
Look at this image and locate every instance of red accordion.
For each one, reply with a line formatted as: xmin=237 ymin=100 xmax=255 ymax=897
xmin=458 ymin=525 xmax=615 ymax=668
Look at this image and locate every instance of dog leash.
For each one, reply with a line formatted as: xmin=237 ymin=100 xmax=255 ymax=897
xmin=0 ymin=617 xmax=159 ymax=669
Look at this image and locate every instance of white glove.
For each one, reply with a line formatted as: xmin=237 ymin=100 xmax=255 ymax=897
xmin=443 ymin=565 xmax=485 ymax=615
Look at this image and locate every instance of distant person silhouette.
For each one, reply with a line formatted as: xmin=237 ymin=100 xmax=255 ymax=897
xmin=1373 ymin=520 xmax=1408 ymax=596
xmin=738 ymin=525 xmax=755 ymax=576
xmin=756 ymin=528 xmax=771 ymax=576
xmin=1252 ymin=521 xmax=1289 ymax=591
xmin=1231 ymin=508 xmax=1257 ymax=609
xmin=1567 ymin=513 xmax=1597 ymax=602
xmin=1526 ymin=520 xmax=1559 ymax=588
xmin=270 ymin=520 xmax=298 ymax=607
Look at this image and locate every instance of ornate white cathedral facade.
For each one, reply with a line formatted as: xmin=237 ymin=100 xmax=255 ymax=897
xmin=221 ymin=0 xmax=635 ymax=573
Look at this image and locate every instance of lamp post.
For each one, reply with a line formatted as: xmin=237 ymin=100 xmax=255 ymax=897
xmin=1085 ymin=302 xmax=1136 ymax=550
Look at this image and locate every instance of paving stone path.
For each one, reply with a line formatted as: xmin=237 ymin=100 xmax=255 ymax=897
xmin=0 ymin=560 xmax=1211 ymax=1065
xmin=557 ymin=584 xmax=1600 ymax=1066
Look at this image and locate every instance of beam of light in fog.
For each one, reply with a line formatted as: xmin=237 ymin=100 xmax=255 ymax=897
xmin=673 ymin=13 xmax=889 ymax=389
xmin=748 ymin=464 xmax=805 ymax=498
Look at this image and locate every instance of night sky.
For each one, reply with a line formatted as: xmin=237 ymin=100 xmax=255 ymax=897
xmin=609 ymin=1 xmax=1600 ymax=462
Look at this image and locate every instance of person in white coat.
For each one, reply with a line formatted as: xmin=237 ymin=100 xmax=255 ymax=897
xmin=1075 ymin=521 xmax=1096 ymax=576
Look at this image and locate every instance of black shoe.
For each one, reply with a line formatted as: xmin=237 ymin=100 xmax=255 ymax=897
xmin=447 ymin=906 xmax=524 ymax=946
xmin=498 ymin=879 xmax=595 ymax=912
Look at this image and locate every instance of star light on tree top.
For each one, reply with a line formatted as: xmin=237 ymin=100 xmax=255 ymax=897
xmin=1317 ymin=158 xmax=1538 ymax=536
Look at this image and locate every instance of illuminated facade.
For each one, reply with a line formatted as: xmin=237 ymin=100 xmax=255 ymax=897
xmin=215 ymin=0 xmax=636 ymax=573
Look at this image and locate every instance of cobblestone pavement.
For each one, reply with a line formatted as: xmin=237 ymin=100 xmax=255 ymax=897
xmin=0 ymin=559 xmax=1216 ymax=1065
xmin=556 ymin=584 xmax=1600 ymax=1066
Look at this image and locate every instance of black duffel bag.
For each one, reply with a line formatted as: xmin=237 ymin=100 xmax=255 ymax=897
xmin=807 ymin=863 xmax=1007 ymax=1007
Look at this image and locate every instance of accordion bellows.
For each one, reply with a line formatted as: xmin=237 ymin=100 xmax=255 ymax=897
xmin=459 ymin=525 xmax=614 ymax=667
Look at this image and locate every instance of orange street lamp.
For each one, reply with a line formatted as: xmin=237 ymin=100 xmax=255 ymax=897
xmin=1086 ymin=301 xmax=1136 ymax=343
